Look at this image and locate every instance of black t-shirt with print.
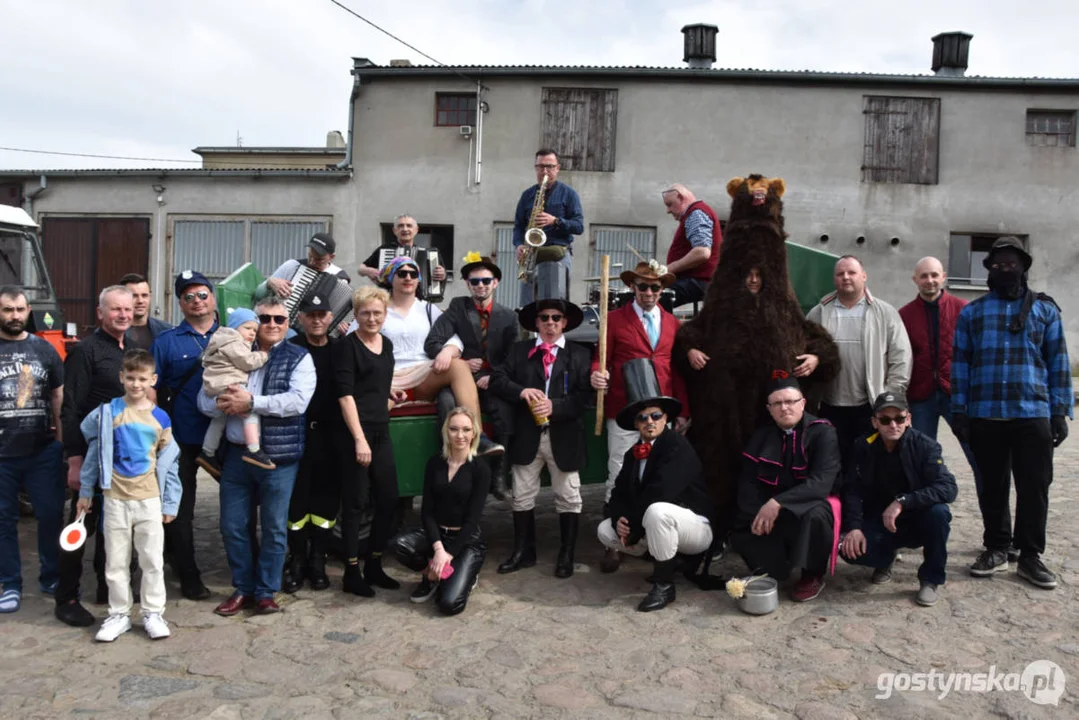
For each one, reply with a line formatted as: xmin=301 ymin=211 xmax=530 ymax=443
xmin=0 ymin=334 xmax=64 ymax=458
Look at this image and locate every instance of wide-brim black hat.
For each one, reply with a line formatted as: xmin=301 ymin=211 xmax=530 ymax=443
xmin=616 ymin=358 xmax=682 ymax=430
xmin=459 ymin=252 xmax=502 ymax=281
xmin=982 ymin=236 xmax=1032 ymax=271
xmin=518 ymin=261 xmax=582 ymax=331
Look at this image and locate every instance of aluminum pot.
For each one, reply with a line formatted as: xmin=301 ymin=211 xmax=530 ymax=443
xmin=737 ymin=577 xmax=779 ymax=615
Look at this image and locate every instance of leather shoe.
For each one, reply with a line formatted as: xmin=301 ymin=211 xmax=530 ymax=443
xmin=600 ymin=548 xmax=621 ymax=574
xmin=637 ymin=582 xmax=676 ymax=612
xmin=214 ymin=593 xmax=254 ymax=617
xmin=255 ymin=598 xmax=281 ymax=614
xmin=181 ymin=578 xmax=212 ymax=601
xmin=55 ymin=599 xmax=95 ymax=627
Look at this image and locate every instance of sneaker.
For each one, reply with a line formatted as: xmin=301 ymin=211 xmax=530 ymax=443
xmin=195 ymin=451 xmax=223 ymax=480
xmin=95 ymin=614 xmax=131 ymax=642
xmin=916 ymin=582 xmax=940 ymax=607
xmin=0 ymin=589 xmax=21 ymax=613
xmin=1016 ymin=555 xmax=1057 ymax=590
xmin=410 ymin=577 xmax=438 ymax=603
xmin=477 ymin=435 xmax=505 ymax=457
xmin=970 ymin=549 xmax=1009 ymax=577
xmin=39 ymin=580 xmax=58 ymax=596
xmin=242 ymin=449 xmax=276 ymax=470
xmin=791 ymin=574 xmax=825 ymax=603
xmin=143 ymin=612 xmax=171 ymax=639
xmin=871 ymin=563 xmax=894 ymax=585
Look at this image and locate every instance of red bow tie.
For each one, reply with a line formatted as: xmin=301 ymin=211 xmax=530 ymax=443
xmin=632 ymin=442 xmax=651 ymax=460
xmin=528 ymin=342 xmax=557 ymax=377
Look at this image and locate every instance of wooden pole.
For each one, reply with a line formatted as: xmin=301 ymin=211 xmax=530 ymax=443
xmin=594 ymin=254 xmax=610 ymax=436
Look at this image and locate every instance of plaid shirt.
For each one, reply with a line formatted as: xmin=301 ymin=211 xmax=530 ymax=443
xmin=951 ymin=292 xmax=1072 ymax=419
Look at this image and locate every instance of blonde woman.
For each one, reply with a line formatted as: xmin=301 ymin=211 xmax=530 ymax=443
xmin=392 ymin=407 xmax=490 ymax=615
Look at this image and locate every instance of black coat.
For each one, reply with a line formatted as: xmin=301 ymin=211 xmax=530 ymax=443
xmin=842 ymin=427 xmax=958 ymax=532
xmin=607 ymin=429 xmax=714 ymax=546
xmin=489 ymin=338 xmax=591 ymax=472
xmin=424 ymin=297 xmax=518 ymax=376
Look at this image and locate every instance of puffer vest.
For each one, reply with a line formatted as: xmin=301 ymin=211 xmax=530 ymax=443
xmin=260 ymin=342 xmax=308 ymax=463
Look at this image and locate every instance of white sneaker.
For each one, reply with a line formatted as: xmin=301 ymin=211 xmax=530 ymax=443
xmin=143 ymin=612 xmax=171 ymax=640
xmin=95 ymin=614 xmax=131 ymax=642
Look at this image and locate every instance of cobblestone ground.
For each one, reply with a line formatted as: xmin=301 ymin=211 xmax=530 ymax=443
xmin=2 ymin=432 xmax=1076 ymax=719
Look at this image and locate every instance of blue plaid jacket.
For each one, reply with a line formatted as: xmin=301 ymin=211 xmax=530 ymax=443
xmin=951 ymin=291 xmax=1072 ymax=419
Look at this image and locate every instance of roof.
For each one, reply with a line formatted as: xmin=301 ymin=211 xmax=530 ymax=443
xmin=0 ymin=168 xmax=352 ymax=179
xmin=192 ymin=146 xmax=346 ymax=156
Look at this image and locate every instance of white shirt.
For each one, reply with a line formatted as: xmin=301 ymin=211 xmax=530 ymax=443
xmin=533 ymin=335 xmax=566 ymax=395
xmin=631 ymin=300 xmax=662 ymax=338
xmin=380 ymin=300 xmax=463 ymax=369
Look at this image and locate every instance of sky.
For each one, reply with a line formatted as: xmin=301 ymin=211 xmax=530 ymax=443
xmin=2 ymin=0 xmax=1077 ymax=170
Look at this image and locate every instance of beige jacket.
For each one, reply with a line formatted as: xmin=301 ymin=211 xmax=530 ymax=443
xmin=201 ymin=327 xmax=269 ymax=397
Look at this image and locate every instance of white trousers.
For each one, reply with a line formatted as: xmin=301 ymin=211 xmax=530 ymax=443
xmin=103 ymin=495 xmax=167 ymax=616
xmin=604 ymin=419 xmax=639 ymax=503
xmin=512 ymin=432 xmax=582 ymax=513
xmin=597 ymin=502 xmax=713 ymax=562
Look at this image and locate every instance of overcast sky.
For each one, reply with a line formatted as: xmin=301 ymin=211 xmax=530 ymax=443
xmin=2 ymin=0 xmax=1076 ymax=170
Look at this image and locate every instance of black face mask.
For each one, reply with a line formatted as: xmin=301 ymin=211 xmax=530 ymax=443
xmin=987 ymin=267 xmax=1024 ymax=299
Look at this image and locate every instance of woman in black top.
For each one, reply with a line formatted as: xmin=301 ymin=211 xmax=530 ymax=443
xmin=334 ymin=286 xmax=406 ymax=597
xmin=393 ymin=406 xmax=490 ymax=616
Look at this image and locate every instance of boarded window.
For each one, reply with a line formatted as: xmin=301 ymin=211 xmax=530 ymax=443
xmin=541 ymin=88 xmax=617 ymax=172
xmin=591 ymin=226 xmax=656 ymax=279
xmin=947 ymin=233 xmax=1028 ymax=286
xmin=494 ymin=225 xmax=519 ymax=309
xmin=435 ymin=93 xmax=477 ymax=127
xmin=862 ymin=96 xmax=940 ymax=185
xmin=1026 ymin=110 xmax=1076 ymax=147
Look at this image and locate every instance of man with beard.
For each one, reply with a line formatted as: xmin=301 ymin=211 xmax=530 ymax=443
xmin=120 ymin=273 xmax=173 ymax=351
xmin=951 ymin=237 xmax=1071 ymax=589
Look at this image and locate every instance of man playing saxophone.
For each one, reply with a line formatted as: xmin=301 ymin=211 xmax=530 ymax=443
xmin=513 ymin=149 xmax=584 ymax=307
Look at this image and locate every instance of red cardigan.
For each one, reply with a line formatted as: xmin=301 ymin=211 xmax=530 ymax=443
xmin=666 ymin=200 xmax=722 ymax=282
xmin=591 ymin=303 xmax=688 ymax=420
xmin=898 ymin=291 xmax=968 ymax=402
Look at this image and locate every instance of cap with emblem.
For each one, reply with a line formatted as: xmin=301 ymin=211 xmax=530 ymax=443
xmin=298 ymin=291 xmax=330 ymax=313
xmin=174 ymin=269 xmax=214 ymax=296
xmin=308 ymin=233 xmax=336 ymax=256
xmin=872 ymin=392 xmax=908 ymax=413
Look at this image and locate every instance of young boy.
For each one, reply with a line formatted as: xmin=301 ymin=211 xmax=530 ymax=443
xmin=76 ymin=349 xmax=182 ymax=642
xmin=196 ymin=308 xmax=271 ymax=478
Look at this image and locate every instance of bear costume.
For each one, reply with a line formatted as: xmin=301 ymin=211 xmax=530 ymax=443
xmin=676 ymin=174 xmax=840 ymax=541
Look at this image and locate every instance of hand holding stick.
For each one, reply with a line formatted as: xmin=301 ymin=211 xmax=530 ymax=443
xmin=595 ymin=254 xmax=610 ymax=436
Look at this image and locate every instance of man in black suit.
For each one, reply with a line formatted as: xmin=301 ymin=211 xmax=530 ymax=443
xmin=598 ymin=359 xmax=714 ymax=612
xmin=425 ymin=253 xmax=518 ymax=498
xmin=490 ymin=269 xmax=590 ymax=579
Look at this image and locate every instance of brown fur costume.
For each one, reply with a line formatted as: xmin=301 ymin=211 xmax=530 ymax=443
xmin=676 ymin=175 xmax=839 ymax=539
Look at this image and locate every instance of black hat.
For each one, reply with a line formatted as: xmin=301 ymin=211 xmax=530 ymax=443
xmin=616 ymin=358 xmax=683 ymax=430
xmin=460 ymin=251 xmax=502 ymax=281
xmin=518 ymin=262 xmax=583 ymax=331
xmin=308 ymin=232 xmax=336 ymax=256
xmin=298 ymin=291 xmax=331 ymax=313
xmin=982 ymin=236 xmax=1031 ymax=271
xmin=872 ymin=392 xmax=908 ymax=413
xmin=174 ymin=269 xmax=214 ymax=297
xmin=765 ymin=369 xmax=800 ymax=397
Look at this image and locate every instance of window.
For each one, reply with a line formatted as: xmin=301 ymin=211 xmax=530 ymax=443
xmin=591 ymin=226 xmax=656 ymax=279
xmin=494 ymin=225 xmax=519 ymax=309
xmin=1026 ymin=110 xmax=1075 ymax=147
xmin=862 ymin=96 xmax=941 ymax=185
xmin=948 ymin=233 xmax=1028 ymax=286
xmin=541 ymin=87 xmax=618 ymax=172
xmin=379 ymin=222 xmax=454 ymax=272
xmin=435 ymin=93 xmax=477 ymax=127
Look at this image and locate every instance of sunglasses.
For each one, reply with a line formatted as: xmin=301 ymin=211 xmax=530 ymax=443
xmin=876 ymin=414 xmax=908 ymax=426
xmin=768 ymin=398 xmax=804 ymax=409
xmin=258 ymin=314 xmax=288 ymax=326
xmin=468 ymin=277 xmax=494 ymax=286
xmin=181 ymin=291 xmax=210 ymax=302
xmin=396 ymin=269 xmax=419 ymax=279
xmin=538 ymin=313 xmax=564 ymax=323
xmin=636 ymin=411 xmax=666 ymax=423
xmin=635 ymin=283 xmax=662 ymax=293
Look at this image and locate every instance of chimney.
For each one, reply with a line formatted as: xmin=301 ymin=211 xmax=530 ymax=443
xmin=681 ymin=24 xmax=718 ymax=69
xmin=931 ymin=32 xmax=972 ymax=77
xmin=326 ymin=131 xmax=345 ymax=149
xmin=389 ymin=59 xmax=413 ymax=67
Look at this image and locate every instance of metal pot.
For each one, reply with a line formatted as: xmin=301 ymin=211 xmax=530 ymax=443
xmin=737 ymin=577 xmax=779 ymax=615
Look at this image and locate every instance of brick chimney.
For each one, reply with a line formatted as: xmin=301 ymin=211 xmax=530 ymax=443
xmin=931 ymin=32 xmax=972 ymax=77
xmin=682 ymin=24 xmax=718 ymax=69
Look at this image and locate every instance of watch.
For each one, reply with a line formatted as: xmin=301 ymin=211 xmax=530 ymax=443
xmin=894 ymin=494 xmax=907 ymax=507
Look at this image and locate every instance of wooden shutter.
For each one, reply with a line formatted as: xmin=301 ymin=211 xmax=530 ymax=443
xmin=862 ymin=96 xmax=940 ymax=185
xmin=541 ymin=88 xmax=618 ymax=172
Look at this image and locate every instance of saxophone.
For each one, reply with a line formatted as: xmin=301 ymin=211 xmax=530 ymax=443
xmin=517 ymin=174 xmax=549 ymax=284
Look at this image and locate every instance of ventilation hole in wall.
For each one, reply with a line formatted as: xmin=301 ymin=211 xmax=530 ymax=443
xmin=819 ymin=234 xmax=829 ymax=243
xmin=855 ymin=235 xmax=866 ymax=245
xmin=890 ymin=237 xmax=900 ymax=247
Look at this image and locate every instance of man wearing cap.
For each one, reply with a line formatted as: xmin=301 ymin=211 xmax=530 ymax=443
xmin=149 ymin=270 xmax=218 ymax=601
xmin=661 ymin=184 xmax=722 ymax=308
xmin=841 ymin=392 xmax=957 ymax=607
xmin=591 ymin=259 xmax=689 ymax=573
xmin=425 ymin=252 xmax=518 ymax=499
xmin=731 ymin=372 xmax=841 ymax=603
xmin=261 ymin=233 xmax=351 ymax=302
xmin=358 ymin=215 xmax=447 ymax=285
xmin=490 ymin=265 xmax=591 ymax=578
xmin=597 ymin=359 xmax=713 ymax=611
xmin=951 ymin=237 xmax=1071 ymax=589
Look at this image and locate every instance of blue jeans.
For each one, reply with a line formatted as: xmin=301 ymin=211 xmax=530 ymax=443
xmin=518 ymin=251 xmax=573 ymax=308
xmin=219 ymin=446 xmax=298 ymax=599
xmin=843 ymin=503 xmax=952 ymax=585
xmin=0 ymin=441 xmax=65 ymax=593
xmin=910 ymin=390 xmax=981 ymax=495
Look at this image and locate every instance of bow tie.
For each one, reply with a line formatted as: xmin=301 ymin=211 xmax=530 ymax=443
xmin=528 ymin=342 xmax=557 ymax=377
xmin=632 ymin=442 xmax=652 ymax=460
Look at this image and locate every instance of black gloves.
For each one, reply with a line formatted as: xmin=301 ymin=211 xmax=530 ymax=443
xmin=951 ymin=413 xmax=970 ymax=445
xmin=1051 ymin=415 xmax=1069 ymax=448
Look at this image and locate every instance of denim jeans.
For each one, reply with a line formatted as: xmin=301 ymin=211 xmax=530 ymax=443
xmin=0 ymin=441 xmax=65 ymax=593
xmin=843 ymin=503 xmax=952 ymax=585
xmin=518 ymin=251 xmax=572 ymax=308
xmin=219 ymin=446 xmax=298 ymax=599
xmin=909 ymin=390 xmax=981 ymax=495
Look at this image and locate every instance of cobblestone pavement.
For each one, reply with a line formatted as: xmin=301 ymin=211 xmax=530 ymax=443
xmin=2 ymin=432 xmax=1076 ymax=719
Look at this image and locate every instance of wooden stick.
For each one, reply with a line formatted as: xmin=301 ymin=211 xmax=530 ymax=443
xmin=625 ymin=242 xmax=647 ymax=264
xmin=595 ymin=255 xmax=610 ymax=436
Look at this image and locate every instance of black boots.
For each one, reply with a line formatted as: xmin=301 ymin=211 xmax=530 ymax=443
xmin=306 ymin=530 xmax=330 ymax=591
xmin=638 ymin=559 xmax=677 ymax=612
xmin=554 ymin=513 xmax=579 ymax=579
xmin=497 ymin=511 xmax=537 ymax=574
xmin=282 ymin=529 xmax=307 ymax=594
xmin=342 ymin=562 xmax=374 ymax=597
xmin=364 ymin=554 xmax=400 ymax=590
xmin=490 ymin=448 xmax=512 ymax=502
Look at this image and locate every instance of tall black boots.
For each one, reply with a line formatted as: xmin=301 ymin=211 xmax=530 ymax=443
xmin=490 ymin=447 xmax=512 ymax=502
xmin=638 ymin=559 xmax=677 ymax=612
xmin=497 ymin=511 xmax=537 ymax=573
xmin=554 ymin=513 xmax=579 ymax=578
xmin=307 ymin=527 xmax=330 ymax=591
xmin=282 ymin=528 xmax=307 ymax=594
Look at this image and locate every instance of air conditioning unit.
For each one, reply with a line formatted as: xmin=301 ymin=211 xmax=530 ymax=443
xmin=459 ymin=125 xmax=473 ymax=137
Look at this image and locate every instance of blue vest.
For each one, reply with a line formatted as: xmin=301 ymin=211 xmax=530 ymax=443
xmin=259 ymin=342 xmax=308 ymax=463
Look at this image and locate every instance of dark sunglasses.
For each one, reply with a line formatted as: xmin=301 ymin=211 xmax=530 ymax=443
xmin=258 ymin=314 xmax=288 ymax=326
xmin=636 ymin=411 xmax=666 ymax=423
xmin=396 ymin=269 xmax=419 ymax=280
xmin=876 ymin=414 xmax=908 ymax=426
xmin=635 ymin=283 xmax=662 ymax=293
xmin=468 ymin=277 xmax=494 ymax=286
xmin=538 ymin=313 xmax=563 ymax=323
xmin=181 ymin=291 xmax=210 ymax=302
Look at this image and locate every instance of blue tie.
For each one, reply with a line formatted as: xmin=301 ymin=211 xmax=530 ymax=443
xmin=644 ymin=312 xmax=659 ymax=349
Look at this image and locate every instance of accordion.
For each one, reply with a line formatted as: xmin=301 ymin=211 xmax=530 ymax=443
xmin=283 ymin=265 xmax=354 ymax=335
xmin=378 ymin=244 xmax=443 ymax=303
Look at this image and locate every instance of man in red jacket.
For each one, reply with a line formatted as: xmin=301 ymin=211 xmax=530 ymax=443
xmin=591 ymin=260 xmax=689 ymax=572
xmin=663 ymin=184 xmax=722 ymax=308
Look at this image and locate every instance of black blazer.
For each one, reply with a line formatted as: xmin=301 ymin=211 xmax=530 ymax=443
xmin=424 ymin=296 xmax=518 ymax=376
xmin=489 ymin=338 xmax=591 ymax=471
xmin=607 ymin=429 xmax=714 ymax=545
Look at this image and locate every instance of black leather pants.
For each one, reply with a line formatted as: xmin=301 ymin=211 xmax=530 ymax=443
xmin=393 ymin=527 xmax=486 ymax=616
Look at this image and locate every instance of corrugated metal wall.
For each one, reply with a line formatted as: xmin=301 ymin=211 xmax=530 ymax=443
xmin=251 ymin=221 xmax=323 ymax=276
xmin=494 ymin=226 xmax=519 ymax=309
xmin=591 ymin=227 xmax=656 ymax=279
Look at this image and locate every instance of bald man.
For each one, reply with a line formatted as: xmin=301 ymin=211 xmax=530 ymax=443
xmin=663 ymin=185 xmax=721 ymax=307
